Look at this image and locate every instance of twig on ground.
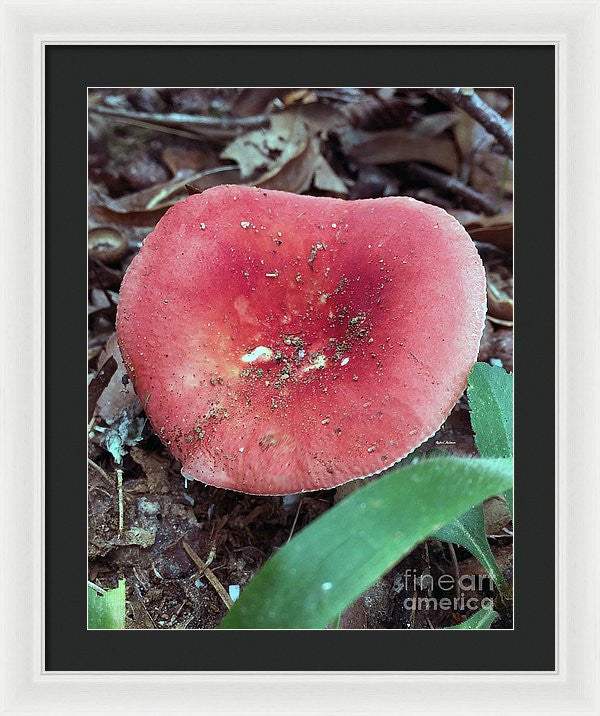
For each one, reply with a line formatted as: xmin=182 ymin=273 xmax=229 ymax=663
xmin=287 ymin=498 xmax=304 ymax=543
xmin=408 ymin=162 xmax=500 ymax=215
xmin=133 ymin=583 xmax=157 ymax=629
xmin=183 ymin=541 xmax=233 ymax=609
xmin=116 ymin=468 xmax=124 ymax=535
xmin=93 ymin=114 xmax=211 ymax=141
xmin=87 ymin=457 xmax=114 ymax=487
xmin=90 ymin=105 xmax=270 ymax=131
xmin=174 ymin=599 xmax=188 ymax=620
xmin=432 ymin=87 xmax=513 ymax=156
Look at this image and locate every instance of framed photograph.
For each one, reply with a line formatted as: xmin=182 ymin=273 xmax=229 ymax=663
xmin=87 ymin=81 xmax=517 ymax=635
xmin=1 ymin=1 xmax=599 ymax=714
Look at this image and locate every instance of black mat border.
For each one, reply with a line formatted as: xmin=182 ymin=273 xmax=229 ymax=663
xmin=46 ymin=44 xmax=555 ymax=671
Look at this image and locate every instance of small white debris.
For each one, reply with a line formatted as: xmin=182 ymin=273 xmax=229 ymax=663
xmin=490 ymin=357 xmax=503 ymax=368
xmin=228 ymin=585 xmax=241 ymax=602
xmin=340 ymin=357 xmax=350 ymax=367
xmin=200 ymin=222 xmax=206 ymax=230
xmin=331 ymin=223 xmax=337 ymax=228
xmin=240 ymin=221 xmax=250 ymax=228
xmin=241 ymin=346 xmax=273 ymax=363
xmin=321 ymin=582 xmax=333 ymax=591
xmin=300 ymin=354 xmax=327 ymax=373
xmin=265 ymin=270 xmax=279 ymax=278
xmin=239 ymin=447 xmax=244 ymax=453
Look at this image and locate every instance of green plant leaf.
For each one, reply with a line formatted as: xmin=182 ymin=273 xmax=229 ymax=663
xmin=221 ymin=456 xmax=512 ymax=629
xmin=88 ymin=579 xmax=126 ymax=629
xmin=446 ymin=607 xmax=498 ymax=630
xmin=467 ymin=362 xmax=513 ymax=458
xmin=433 ymin=504 xmax=510 ymax=600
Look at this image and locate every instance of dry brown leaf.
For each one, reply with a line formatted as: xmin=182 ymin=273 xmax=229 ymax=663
xmin=161 ymin=146 xmax=216 ymax=175
xmin=87 ymin=288 xmax=118 ymax=318
xmin=88 ymin=227 xmax=128 ymax=264
xmin=88 ymin=356 xmax=117 ymax=421
xmin=411 ymin=111 xmax=458 ymax=137
xmin=221 ymin=110 xmax=342 ymax=194
xmin=487 ymin=282 xmax=513 ymax=322
xmin=486 ymin=264 xmax=513 ymax=322
xmin=483 ymin=496 xmax=512 ymax=536
xmin=256 ymin=136 xmax=321 ymax=194
xmin=89 ymin=166 xmax=241 ymax=226
xmin=130 ymin=446 xmax=172 ymax=493
xmin=453 ymin=107 xmax=494 ymax=161
xmin=313 ymin=155 xmax=348 ymax=195
xmin=449 ymin=211 xmax=513 ymax=252
xmin=339 ymin=127 xmax=459 ymax=174
xmin=95 ymin=333 xmax=141 ymax=421
xmin=470 ymin=153 xmax=513 ymax=199
xmin=220 ymin=112 xmax=308 ymax=179
xmin=282 ymin=88 xmax=317 ymax=106
xmin=292 ymin=103 xmax=347 ymax=135
xmin=468 ymin=223 xmax=513 ymax=252
xmin=452 ymin=105 xmax=513 ymax=199
xmin=232 ymin=88 xmax=283 ymax=117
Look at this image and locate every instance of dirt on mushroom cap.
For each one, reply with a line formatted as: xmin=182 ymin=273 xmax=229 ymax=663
xmin=116 ymin=185 xmax=486 ymax=495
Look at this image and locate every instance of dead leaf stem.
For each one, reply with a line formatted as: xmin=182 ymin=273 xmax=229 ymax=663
xmin=183 ymin=541 xmax=233 ymax=609
xmin=433 ymin=87 xmax=513 ymax=156
xmin=408 ymin=162 xmax=499 ymax=215
xmin=90 ymin=105 xmax=271 ymax=131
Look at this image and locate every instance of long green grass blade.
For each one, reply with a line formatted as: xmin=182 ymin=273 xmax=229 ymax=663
xmin=221 ymin=456 xmax=512 ymax=629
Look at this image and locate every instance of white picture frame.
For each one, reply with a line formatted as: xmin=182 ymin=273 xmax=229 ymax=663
xmin=1 ymin=0 xmax=598 ymax=713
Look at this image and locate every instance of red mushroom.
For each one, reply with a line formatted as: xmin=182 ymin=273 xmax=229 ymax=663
xmin=116 ymin=185 xmax=485 ymax=495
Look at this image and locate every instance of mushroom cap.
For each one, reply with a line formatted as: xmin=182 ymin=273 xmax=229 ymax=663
xmin=116 ymin=185 xmax=486 ymax=495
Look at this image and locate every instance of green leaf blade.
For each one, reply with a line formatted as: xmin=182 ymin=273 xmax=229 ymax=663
xmin=467 ymin=362 xmax=513 ymax=458
xmin=221 ymin=456 xmax=512 ymax=629
xmin=88 ymin=579 xmax=126 ymax=630
xmin=433 ymin=504 xmax=510 ymax=599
